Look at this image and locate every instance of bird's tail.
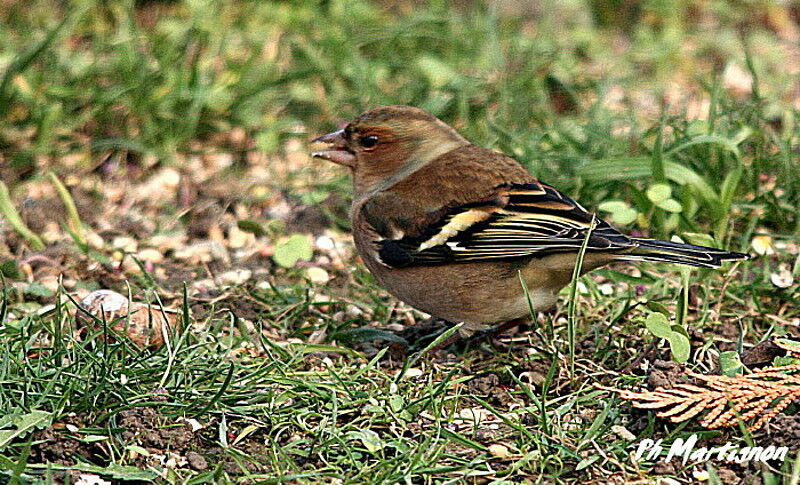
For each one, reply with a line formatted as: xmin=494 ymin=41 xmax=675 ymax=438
xmin=618 ymin=238 xmax=749 ymax=269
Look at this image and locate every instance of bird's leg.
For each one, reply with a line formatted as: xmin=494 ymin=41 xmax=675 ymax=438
xmin=427 ymin=317 xmax=529 ymax=352
xmin=465 ymin=317 xmax=529 ymax=349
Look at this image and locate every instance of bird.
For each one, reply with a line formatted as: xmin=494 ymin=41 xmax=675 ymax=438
xmin=311 ymin=105 xmax=748 ymax=342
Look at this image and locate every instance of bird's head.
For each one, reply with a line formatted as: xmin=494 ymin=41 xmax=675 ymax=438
xmin=311 ymin=105 xmax=468 ymax=197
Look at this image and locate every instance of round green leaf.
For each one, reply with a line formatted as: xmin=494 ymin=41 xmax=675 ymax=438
xmin=719 ymin=351 xmax=744 ymax=377
xmin=668 ymin=333 xmax=691 ymax=363
xmin=273 ymin=234 xmax=313 ymax=268
xmin=646 ymin=183 xmax=672 ymax=203
xmin=597 ymin=200 xmax=630 ymax=213
xmin=656 ymin=198 xmax=683 ymax=213
xmin=612 ymin=207 xmax=639 ymax=225
xmin=644 ymin=313 xmax=672 ymax=338
xmin=347 ymin=429 xmax=385 ymax=453
xmin=644 ymin=312 xmax=690 ymax=363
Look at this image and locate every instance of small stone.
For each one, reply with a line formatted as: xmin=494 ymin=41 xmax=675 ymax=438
xmin=308 ymin=328 xmax=327 ymax=344
xmin=80 ymin=290 xmax=129 ymax=313
xmin=39 ymin=275 xmax=60 ymax=293
xmin=217 ymin=269 xmax=252 ymax=286
xmin=770 ymin=265 xmax=794 ymax=288
xmin=723 ymin=63 xmax=753 ymax=99
xmin=41 ymin=222 xmax=62 ymax=243
xmin=174 ymin=241 xmax=229 ymax=264
xmin=121 ymin=257 xmax=142 ymax=275
xmin=315 ymin=235 xmax=336 ymax=251
xmin=150 ymin=234 xmax=186 ymax=252
xmin=137 ymin=248 xmax=163 ymax=263
xmin=305 ymin=267 xmax=330 ymax=284
xmin=75 ymin=290 xmax=180 ymax=348
xmin=403 ymin=368 xmax=424 ymax=378
xmin=112 ymin=236 xmax=138 ymax=253
xmin=488 ymin=443 xmax=510 ymax=458
xmin=346 ymin=305 xmax=364 ymax=318
xmin=227 ymin=225 xmax=254 ymax=249
xmin=85 ymin=231 xmax=105 ymax=249
xmin=159 ymin=168 xmax=181 ymax=189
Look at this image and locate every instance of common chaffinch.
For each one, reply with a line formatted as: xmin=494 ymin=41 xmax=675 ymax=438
xmin=311 ymin=105 xmax=748 ymax=336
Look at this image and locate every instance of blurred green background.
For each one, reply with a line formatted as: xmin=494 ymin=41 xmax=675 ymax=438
xmin=2 ymin=0 xmax=799 ymax=247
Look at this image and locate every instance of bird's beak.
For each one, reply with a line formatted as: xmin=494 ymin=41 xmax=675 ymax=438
xmin=310 ymin=129 xmax=356 ymax=167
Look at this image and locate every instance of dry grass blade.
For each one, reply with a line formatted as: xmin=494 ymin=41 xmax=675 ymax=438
xmin=599 ymin=365 xmax=800 ymax=431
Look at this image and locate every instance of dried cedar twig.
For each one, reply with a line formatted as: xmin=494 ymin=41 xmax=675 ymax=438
xmin=599 ymin=364 xmax=800 ymax=431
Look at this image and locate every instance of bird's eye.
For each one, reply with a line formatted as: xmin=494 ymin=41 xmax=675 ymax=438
xmin=359 ymin=135 xmax=379 ymax=149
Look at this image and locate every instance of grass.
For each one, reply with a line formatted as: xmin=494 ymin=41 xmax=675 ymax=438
xmin=1 ymin=0 xmax=800 ymax=483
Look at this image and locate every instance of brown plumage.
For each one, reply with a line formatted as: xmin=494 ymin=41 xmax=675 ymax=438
xmin=311 ymin=105 xmax=748 ymax=332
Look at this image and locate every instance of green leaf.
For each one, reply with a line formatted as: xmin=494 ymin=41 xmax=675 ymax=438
xmin=27 ymin=463 xmax=157 ymax=481
xmin=273 ymin=234 xmax=313 ymax=268
xmin=388 ymin=395 xmax=404 ymax=413
xmin=576 ymin=454 xmax=601 ymax=471
xmin=720 ymin=165 xmax=744 ymax=211
xmin=78 ymin=435 xmax=109 ymax=443
xmin=646 ymin=183 xmax=672 ymax=203
xmin=644 ymin=313 xmax=690 ymax=363
xmin=580 ymin=158 xmax=721 ymax=206
xmin=719 ymin=351 xmax=744 ymax=376
xmin=668 ymin=333 xmax=691 ymax=363
xmin=347 ymin=429 xmax=385 ymax=453
xmin=670 ymin=324 xmax=690 ymax=339
xmin=597 ymin=200 xmax=638 ymax=225
xmin=681 ymin=232 xmax=716 ymax=247
xmin=612 ymin=207 xmax=639 ymax=225
xmin=237 ymin=220 xmax=266 ymax=237
xmin=644 ymin=312 xmax=673 ymax=339
xmin=773 ymin=356 xmax=800 ymax=367
xmin=597 ymin=200 xmax=630 ymax=213
xmin=0 ymin=260 xmax=21 ymax=279
xmin=644 ymin=301 xmax=671 ymax=316
xmin=24 ymin=282 xmax=54 ymax=298
xmin=0 ymin=410 xmax=53 ymax=450
xmin=300 ymin=189 xmax=330 ymax=206
xmin=656 ymin=198 xmax=683 ymax=213
xmin=0 ymin=181 xmax=45 ymax=251
xmin=731 ymin=127 xmax=753 ymax=146
xmin=664 ymin=134 xmax=741 ymax=159
xmin=334 ymin=327 xmax=408 ymax=346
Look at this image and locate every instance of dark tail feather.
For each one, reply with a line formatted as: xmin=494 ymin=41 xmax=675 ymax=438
xmin=620 ymin=238 xmax=750 ymax=269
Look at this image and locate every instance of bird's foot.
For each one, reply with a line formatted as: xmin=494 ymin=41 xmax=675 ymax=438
xmin=427 ymin=318 xmax=529 ymax=353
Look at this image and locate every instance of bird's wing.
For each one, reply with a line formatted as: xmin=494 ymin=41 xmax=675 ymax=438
xmin=375 ymin=182 xmax=637 ymax=268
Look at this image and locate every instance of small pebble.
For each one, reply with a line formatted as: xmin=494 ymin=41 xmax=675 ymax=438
xmin=305 ymin=267 xmax=330 ymax=284
xmin=112 ymin=236 xmax=137 ymax=253
xmin=137 ymin=248 xmax=163 ymax=263
xmin=315 ymin=235 xmax=336 ymax=251
xmin=217 ymin=269 xmax=252 ymax=286
xmin=488 ymin=443 xmax=510 ymax=458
